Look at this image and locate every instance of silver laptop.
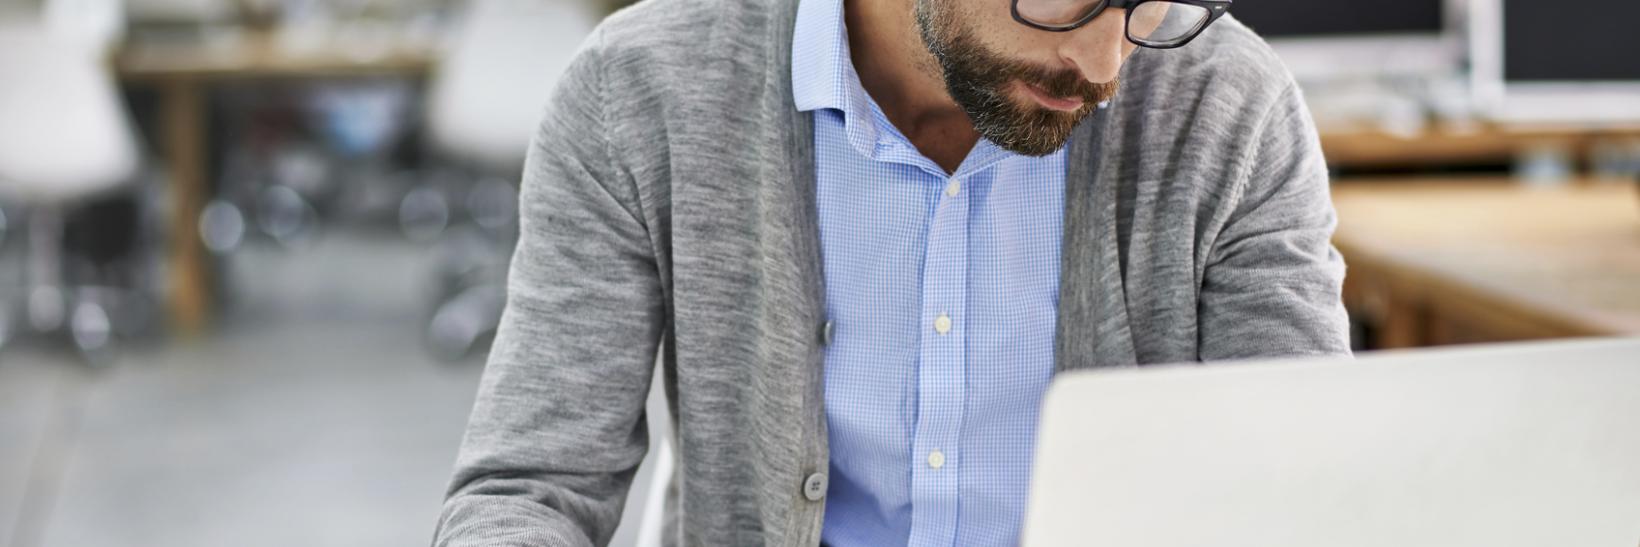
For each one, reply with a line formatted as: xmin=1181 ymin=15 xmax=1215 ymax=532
xmin=1023 ymin=338 xmax=1640 ymax=547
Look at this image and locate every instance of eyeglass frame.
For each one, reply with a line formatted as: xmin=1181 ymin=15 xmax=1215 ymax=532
xmin=1010 ymin=0 xmax=1233 ymax=49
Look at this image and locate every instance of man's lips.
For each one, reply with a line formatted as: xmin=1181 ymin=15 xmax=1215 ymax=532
xmin=1017 ymin=81 xmax=1085 ymax=112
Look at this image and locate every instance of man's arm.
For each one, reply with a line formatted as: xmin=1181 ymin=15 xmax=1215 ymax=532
xmin=434 ymin=27 xmax=664 ymax=547
xmin=1198 ymin=83 xmax=1351 ymax=360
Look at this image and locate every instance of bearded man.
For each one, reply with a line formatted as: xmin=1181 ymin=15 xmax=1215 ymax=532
xmin=434 ymin=0 xmax=1351 ymax=544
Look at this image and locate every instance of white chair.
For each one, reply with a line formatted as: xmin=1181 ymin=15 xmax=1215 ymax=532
xmin=0 ymin=23 xmax=141 ymax=360
xmin=42 ymin=0 xmax=126 ymax=55
xmin=623 ymin=371 xmax=674 ymax=547
xmin=632 ymin=435 xmax=674 ymax=547
xmin=424 ymin=0 xmax=599 ymax=172
xmin=417 ymin=0 xmax=598 ymax=360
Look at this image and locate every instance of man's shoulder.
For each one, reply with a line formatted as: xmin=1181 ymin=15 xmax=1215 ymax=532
xmin=1093 ymin=16 xmax=1318 ymax=217
xmin=1121 ymin=15 xmax=1297 ymax=111
xmin=561 ymin=0 xmax=789 ymax=180
xmin=1178 ymin=15 xmax=1292 ymax=83
xmin=591 ymin=0 xmax=776 ymax=71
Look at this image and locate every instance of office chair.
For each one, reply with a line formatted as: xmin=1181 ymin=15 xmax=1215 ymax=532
xmin=631 ymin=432 xmax=674 ymax=547
xmin=417 ymin=0 xmax=596 ymax=360
xmin=42 ymin=0 xmax=125 ymax=52
xmin=0 ymin=23 xmax=143 ymax=362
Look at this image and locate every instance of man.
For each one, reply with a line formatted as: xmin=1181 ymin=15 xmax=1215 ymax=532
xmin=434 ymin=0 xmax=1350 ymax=543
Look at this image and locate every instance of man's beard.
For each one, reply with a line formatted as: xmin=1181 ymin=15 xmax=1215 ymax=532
xmin=915 ymin=0 xmax=1119 ymax=156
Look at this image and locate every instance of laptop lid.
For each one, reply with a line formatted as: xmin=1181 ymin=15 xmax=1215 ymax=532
xmin=1023 ymin=338 xmax=1640 ymax=547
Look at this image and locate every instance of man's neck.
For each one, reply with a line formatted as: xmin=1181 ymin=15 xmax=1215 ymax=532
xmin=844 ymin=0 xmax=980 ymax=174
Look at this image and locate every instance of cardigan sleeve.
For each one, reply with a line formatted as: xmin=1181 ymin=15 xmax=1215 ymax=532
xmin=1197 ymin=82 xmax=1352 ymax=360
xmin=434 ymin=25 xmax=663 ymax=547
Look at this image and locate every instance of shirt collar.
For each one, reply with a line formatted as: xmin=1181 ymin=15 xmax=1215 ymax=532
xmin=791 ymin=0 xmax=850 ymax=113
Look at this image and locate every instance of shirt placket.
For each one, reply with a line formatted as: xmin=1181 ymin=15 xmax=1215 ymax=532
xmin=907 ymin=169 xmax=971 ymax=547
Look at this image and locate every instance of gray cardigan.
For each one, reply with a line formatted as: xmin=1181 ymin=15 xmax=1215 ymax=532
xmin=434 ymin=0 xmax=1351 ymax=544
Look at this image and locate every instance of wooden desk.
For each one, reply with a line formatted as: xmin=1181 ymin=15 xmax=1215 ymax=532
xmin=1332 ymin=178 xmax=1640 ymax=348
xmin=115 ymin=30 xmax=435 ymax=334
xmin=1319 ymin=124 xmax=1640 ymax=170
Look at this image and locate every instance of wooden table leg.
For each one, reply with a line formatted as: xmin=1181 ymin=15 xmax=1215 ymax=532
xmin=1379 ymin=291 xmax=1428 ymax=349
xmin=161 ymin=78 xmax=209 ymax=335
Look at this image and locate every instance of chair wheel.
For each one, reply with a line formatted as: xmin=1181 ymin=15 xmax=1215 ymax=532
xmin=71 ymin=299 xmax=117 ymax=367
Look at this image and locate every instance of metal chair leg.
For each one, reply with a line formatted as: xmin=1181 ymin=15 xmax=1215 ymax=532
xmin=70 ymin=289 xmax=118 ymax=366
xmin=25 ymin=205 xmax=66 ymax=333
xmin=9 ymin=203 xmax=127 ymax=366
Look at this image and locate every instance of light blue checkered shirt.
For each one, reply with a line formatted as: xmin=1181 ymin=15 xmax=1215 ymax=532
xmin=793 ymin=0 xmax=1068 ymax=544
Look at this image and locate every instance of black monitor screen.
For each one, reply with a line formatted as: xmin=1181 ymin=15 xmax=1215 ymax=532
xmin=1504 ymin=0 xmax=1640 ymax=82
xmin=1230 ymin=0 xmax=1443 ymax=37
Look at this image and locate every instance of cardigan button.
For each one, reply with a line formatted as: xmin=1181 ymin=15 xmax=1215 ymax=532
xmin=801 ymin=472 xmax=828 ymax=501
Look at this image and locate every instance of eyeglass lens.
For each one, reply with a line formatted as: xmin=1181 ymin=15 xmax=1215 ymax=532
xmin=1015 ymin=0 xmax=1214 ymax=46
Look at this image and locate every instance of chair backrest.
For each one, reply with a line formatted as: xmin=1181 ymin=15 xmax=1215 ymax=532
xmin=0 ymin=25 xmax=139 ymax=201
xmin=424 ymin=0 xmax=597 ymax=173
xmin=43 ymin=0 xmax=125 ymax=54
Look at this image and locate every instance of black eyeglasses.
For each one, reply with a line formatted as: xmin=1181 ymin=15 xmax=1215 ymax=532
xmin=1011 ymin=0 xmax=1232 ymax=49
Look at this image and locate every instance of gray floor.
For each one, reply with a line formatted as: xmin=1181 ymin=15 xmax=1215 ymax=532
xmin=1 ymin=230 xmax=669 ymax=547
xmin=1 ymin=232 xmax=489 ymax=547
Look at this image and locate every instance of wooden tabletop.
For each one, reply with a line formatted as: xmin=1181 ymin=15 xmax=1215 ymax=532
xmin=115 ymin=28 xmax=437 ymax=80
xmin=1320 ymin=125 xmax=1640 ymax=170
xmin=1331 ymin=177 xmax=1640 ymax=345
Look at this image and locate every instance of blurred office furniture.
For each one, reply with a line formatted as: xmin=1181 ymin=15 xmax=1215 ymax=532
xmin=0 ymin=25 xmax=143 ymax=361
xmin=426 ymin=0 xmax=594 ymax=174
xmin=1332 ymin=177 xmax=1640 ymax=349
xmin=633 ymin=434 xmax=673 ymax=547
xmin=196 ymin=78 xmax=418 ymax=260
xmin=1311 ymin=1 xmax=1640 ymax=177
xmin=1232 ymin=0 xmax=1463 ymax=81
xmin=309 ymin=80 xmax=419 ymax=224
xmin=417 ymin=0 xmax=596 ymax=360
xmin=42 ymin=0 xmax=126 ymax=53
xmin=1469 ymin=0 xmax=1640 ymax=126
xmin=1266 ymin=0 xmax=1640 ymax=135
xmin=124 ymin=0 xmax=234 ymax=24
xmin=1232 ymin=0 xmax=1466 ymax=135
xmin=116 ymin=19 xmax=438 ymax=334
xmin=1319 ymin=123 xmax=1640 ymax=172
xmin=612 ymin=370 xmax=674 ymax=547
xmin=205 ymin=115 xmax=331 ymax=253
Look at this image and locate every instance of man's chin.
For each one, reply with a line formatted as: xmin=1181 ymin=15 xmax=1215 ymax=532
xmin=951 ymin=80 xmax=1110 ymax=157
xmin=977 ymin=103 xmax=1094 ymax=157
xmin=982 ymin=120 xmax=1081 ymax=156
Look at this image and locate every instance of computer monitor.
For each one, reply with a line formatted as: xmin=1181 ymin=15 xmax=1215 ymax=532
xmin=1231 ymin=0 xmax=1463 ymax=82
xmin=1470 ymin=0 xmax=1640 ymax=125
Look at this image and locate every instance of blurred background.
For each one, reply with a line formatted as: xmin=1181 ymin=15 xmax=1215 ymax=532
xmin=0 ymin=0 xmax=1635 ymax=545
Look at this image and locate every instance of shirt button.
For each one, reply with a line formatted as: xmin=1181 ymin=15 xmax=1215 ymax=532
xmin=944 ymin=177 xmax=961 ymax=197
xmin=928 ymin=450 xmax=946 ymax=469
xmin=934 ymin=313 xmax=952 ymax=335
xmin=802 ymin=472 xmax=828 ymax=501
xmin=820 ymin=319 xmax=835 ymax=346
